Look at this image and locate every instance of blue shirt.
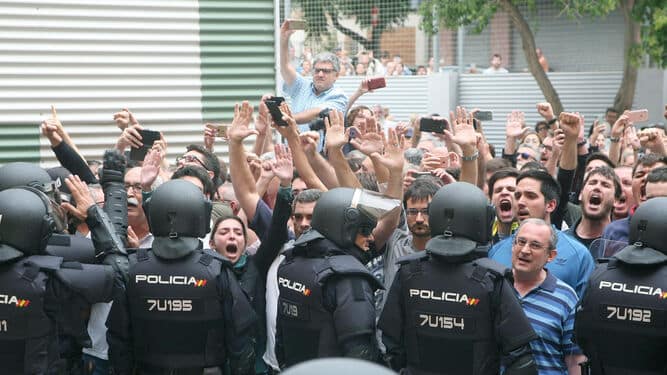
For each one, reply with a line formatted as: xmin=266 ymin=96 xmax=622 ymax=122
xmin=513 ymin=271 xmax=582 ymax=375
xmin=489 ymin=228 xmax=594 ymax=297
xmin=283 ymin=74 xmax=348 ymax=151
xmin=601 ymin=216 xmax=630 ymax=243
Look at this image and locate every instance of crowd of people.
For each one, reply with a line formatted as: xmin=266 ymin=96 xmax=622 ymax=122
xmin=1 ymin=19 xmax=666 ymax=375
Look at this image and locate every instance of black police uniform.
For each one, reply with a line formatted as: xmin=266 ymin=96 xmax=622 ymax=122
xmin=277 ymin=237 xmax=382 ymax=367
xmin=575 ymin=197 xmax=667 ymax=375
xmin=0 ymin=186 xmax=128 ymax=374
xmin=106 ymin=180 xmax=257 ymax=375
xmin=275 ymin=187 xmax=397 ymax=368
xmin=379 ymin=182 xmax=537 ymax=375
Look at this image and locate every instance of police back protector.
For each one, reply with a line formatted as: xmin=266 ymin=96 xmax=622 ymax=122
xmin=575 ymin=260 xmax=667 ymax=375
xmin=127 ymin=248 xmax=226 ymax=369
xmin=395 ymin=254 xmax=506 ymax=375
xmin=0 ymin=257 xmax=53 ymax=374
xmin=277 ymin=250 xmax=379 ymax=367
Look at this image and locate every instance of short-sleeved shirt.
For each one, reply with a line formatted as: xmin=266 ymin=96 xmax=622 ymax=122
xmin=489 ymin=228 xmax=594 ymax=298
xmin=282 ymin=75 xmax=348 ymax=150
xmin=513 ymin=271 xmax=582 ymax=375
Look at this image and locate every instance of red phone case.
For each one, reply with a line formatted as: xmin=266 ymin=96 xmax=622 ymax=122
xmin=367 ymin=77 xmax=386 ymax=90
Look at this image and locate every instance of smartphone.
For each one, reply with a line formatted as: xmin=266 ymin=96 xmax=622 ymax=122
xmin=627 ymin=109 xmax=648 ymax=123
xmin=129 ymin=129 xmax=161 ymax=161
xmin=264 ymin=97 xmax=289 ymax=127
xmin=367 ymin=77 xmax=386 ymax=91
xmin=473 ymin=111 xmax=493 ymax=122
xmin=419 ymin=117 xmax=448 ymax=134
xmin=215 ymin=125 xmax=229 ymax=138
xmin=287 ymin=19 xmax=306 ymax=30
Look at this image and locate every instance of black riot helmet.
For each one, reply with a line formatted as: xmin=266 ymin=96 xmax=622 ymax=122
xmin=0 ymin=162 xmax=57 ymax=193
xmin=426 ymin=182 xmax=495 ymax=257
xmin=0 ymin=187 xmax=58 ymax=261
xmin=297 ymin=187 xmax=400 ymax=249
xmin=148 ymin=179 xmax=212 ymax=240
xmin=0 ymin=162 xmax=68 ymax=232
xmin=614 ymin=197 xmax=667 ymax=264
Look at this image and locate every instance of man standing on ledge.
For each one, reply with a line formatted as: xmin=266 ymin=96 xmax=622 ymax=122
xmin=279 ymin=20 xmax=348 ymax=135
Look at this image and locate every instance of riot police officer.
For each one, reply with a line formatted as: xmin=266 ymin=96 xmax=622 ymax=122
xmin=575 ymin=197 xmax=667 ymax=375
xmin=276 ymin=187 xmax=400 ymax=368
xmin=106 ymin=179 xmax=257 ymax=375
xmin=0 ymin=178 xmax=127 ymax=374
xmin=0 ymin=161 xmax=99 ymax=262
xmin=378 ymin=182 xmax=538 ymax=375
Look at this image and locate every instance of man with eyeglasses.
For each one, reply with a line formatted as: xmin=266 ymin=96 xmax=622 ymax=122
xmin=489 ymin=169 xmax=594 ymax=297
xmin=510 ymin=219 xmax=586 ymax=374
xmin=279 ymin=21 xmax=347 ymax=132
xmin=377 ymin=179 xmax=440 ymax=312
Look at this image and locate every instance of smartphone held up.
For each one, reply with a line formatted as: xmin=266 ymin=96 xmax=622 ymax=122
xmin=419 ymin=117 xmax=449 ymax=134
xmin=129 ymin=129 xmax=161 ymax=161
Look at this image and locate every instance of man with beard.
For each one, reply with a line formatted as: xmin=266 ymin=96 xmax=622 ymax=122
xmin=565 ymin=166 xmax=620 ymax=253
xmin=488 ymin=168 xmax=519 ymax=243
xmin=378 ymin=179 xmax=440 ymax=310
xmin=489 ymin=169 xmax=594 ymax=297
xmin=612 ymin=165 xmax=634 ymax=220
xmin=602 ymin=154 xmax=667 ymax=243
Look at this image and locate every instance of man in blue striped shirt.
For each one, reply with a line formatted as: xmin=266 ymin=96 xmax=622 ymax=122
xmin=510 ymin=218 xmax=586 ymax=375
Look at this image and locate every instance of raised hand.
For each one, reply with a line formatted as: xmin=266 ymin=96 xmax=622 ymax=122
xmin=420 ymin=152 xmax=444 ymax=172
xmin=624 ymin=125 xmax=641 ymax=150
xmin=588 ymin=119 xmax=606 ymax=144
xmin=370 ymin=128 xmax=405 ymax=173
xmin=273 ymin=102 xmax=299 ymax=140
xmin=446 ymin=106 xmax=479 ymax=153
xmin=203 ymin=123 xmax=217 ymax=151
xmin=117 ymin=124 xmax=144 ymax=150
xmin=610 ymin=111 xmax=630 ymax=139
xmin=113 ymin=108 xmax=139 ymax=130
xmin=551 ymin=128 xmax=566 ymax=155
xmin=272 ymin=144 xmax=294 ymax=185
xmin=228 ymin=101 xmax=257 ymax=143
xmin=350 ymin=115 xmax=384 ymax=156
xmin=505 ymin=110 xmax=528 ymax=139
xmin=61 ymin=175 xmax=95 ymax=221
xmin=558 ymin=112 xmax=582 ymax=140
xmin=324 ymin=109 xmax=348 ymax=151
xmin=536 ymin=102 xmax=555 ymax=120
xmin=141 ymin=146 xmax=162 ymax=191
xmin=299 ymin=131 xmax=320 ymax=155
xmin=255 ymin=100 xmax=271 ymax=135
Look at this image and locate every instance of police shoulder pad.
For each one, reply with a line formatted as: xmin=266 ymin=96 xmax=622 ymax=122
xmin=24 ymin=254 xmax=64 ymax=271
xmin=55 ymin=263 xmax=115 ymax=303
xmin=396 ymin=251 xmax=429 ymax=266
xmin=472 ymin=257 xmax=510 ymax=279
xmin=316 ymin=255 xmax=384 ymax=290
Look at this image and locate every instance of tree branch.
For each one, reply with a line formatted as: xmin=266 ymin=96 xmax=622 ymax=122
xmin=499 ymin=0 xmax=564 ymax=115
xmin=329 ymin=10 xmax=371 ymax=50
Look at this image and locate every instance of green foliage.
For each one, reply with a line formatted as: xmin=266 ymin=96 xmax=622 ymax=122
xmin=419 ymin=0 xmax=497 ymax=34
xmin=296 ymin=0 xmax=411 ymax=38
xmin=635 ymin=0 xmax=667 ymax=67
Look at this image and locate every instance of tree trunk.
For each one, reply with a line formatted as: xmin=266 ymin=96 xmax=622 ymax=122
xmin=499 ymin=0 xmax=564 ymax=115
xmin=614 ymin=0 xmax=641 ymax=112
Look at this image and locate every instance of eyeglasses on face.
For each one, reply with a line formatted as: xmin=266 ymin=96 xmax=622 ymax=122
xmin=406 ymin=208 xmax=429 ymax=217
xmin=513 ymin=237 xmax=548 ymax=252
xmin=124 ymin=182 xmax=142 ymax=192
xmin=517 ymin=152 xmax=536 ymax=161
xmin=313 ymin=68 xmax=335 ymax=74
xmin=176 ymin=154 xmax=209 ymax=170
